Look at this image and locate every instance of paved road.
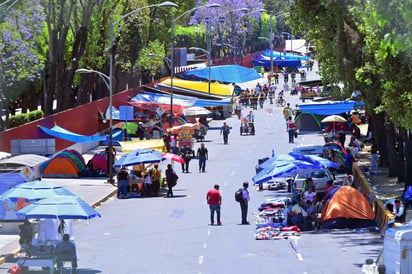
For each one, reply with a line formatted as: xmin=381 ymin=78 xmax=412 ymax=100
xmin=0 ymin=66 xmax=383 ymax=273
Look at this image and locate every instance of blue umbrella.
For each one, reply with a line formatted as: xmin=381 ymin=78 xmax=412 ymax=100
xmin=259 ymin=153 xmax=339 ymax=170
xmin=16 ymin=195 xmax=101 ymax=220
xmin=0 ymin=180 xmax=75 ymax=202
xmin=113 ymin=148 xmax=163 ymax=167
xmin=253 ymin=160 xmax=322 ymax=184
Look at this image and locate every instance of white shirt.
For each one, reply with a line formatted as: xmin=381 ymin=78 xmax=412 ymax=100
xmin=303 ymin=191 xmax=316 ymax=202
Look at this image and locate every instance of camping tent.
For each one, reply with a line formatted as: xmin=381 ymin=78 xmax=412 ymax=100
xmin=321 ymin=186 xmax=376 ymax=229
xmin=295 ymin=112 xmax=322 ymax=132
xmin=90 ymin=154 xmax=108 ymax=173
xmin=41 ymin=150 xmax=85 ymax=178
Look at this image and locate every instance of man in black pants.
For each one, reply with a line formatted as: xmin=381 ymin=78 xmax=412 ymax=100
xmin=240 ymin=182 xmax=250 ymax=224
xmin=220 ymin=122 xmax=230 ymax=144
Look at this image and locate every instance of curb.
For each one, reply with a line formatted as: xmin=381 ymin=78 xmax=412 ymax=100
xmin=0 ymin=188 xmax=118 ymax=266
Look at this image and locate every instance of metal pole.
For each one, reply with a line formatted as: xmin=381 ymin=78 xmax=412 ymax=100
xmin=170 ymin=13 xmax=175 ymax=125
xmin=107 ymin=17 xmax=114 ymax=184
xmin=269 ymin=11 xmax=274 ymax=77
xmin=207 ymin=18 xmax=211 ymax=94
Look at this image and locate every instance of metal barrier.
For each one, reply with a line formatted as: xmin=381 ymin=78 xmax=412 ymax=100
xmin=352 ymin=163 xmax=393 ymax=231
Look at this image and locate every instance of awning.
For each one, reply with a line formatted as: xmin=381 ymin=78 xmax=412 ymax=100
xmin=0 ymin=154 xmax=49 ymax=167
xmin=253 ymin=55 xmax=302 ymax=68
xmin=180 ymin=65 xmax=262 ymax=83
xmin=39 ymin=125 xmax=108 ymax=143
xmin=119 ymin=139 xmax=167 ymax=153
xmin=299 ymin=101 xmax=365 ymax=116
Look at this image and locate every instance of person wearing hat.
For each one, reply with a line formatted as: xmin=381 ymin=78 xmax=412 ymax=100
xmin=136 ymin=122 xmax=146 ymax=140
xmin=116 ymin=167 xmax=130 ymax=199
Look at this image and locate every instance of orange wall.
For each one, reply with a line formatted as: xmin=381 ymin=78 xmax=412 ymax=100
xmin=0 ymin=88 xmax=140 ymax=153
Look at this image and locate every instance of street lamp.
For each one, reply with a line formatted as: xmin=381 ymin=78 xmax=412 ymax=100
xmin=232 ymin=9 xmax=266 ymax=64
xmin=169 ymin=3 xmax=221 ymax=125
xmin=86 ymin=1 xmax=176 ymax=184
xmin=189 ymin=47 xmax=211 ymax=94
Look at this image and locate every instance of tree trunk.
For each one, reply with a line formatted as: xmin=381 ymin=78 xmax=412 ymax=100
xmin=398 ymin=127 xmax=406 ymax=182
xmin=385 ymin=122 xmax=398 ymax=177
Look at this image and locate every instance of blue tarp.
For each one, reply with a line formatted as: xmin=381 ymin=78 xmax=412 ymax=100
xmin=299 ymin=101 xmax=365 ymax=116
xmin=261 ymin=49 xmax=310 ymax=60
xmin=180 ymin=65 xmax=262 ymax=83
xmin=40 ymin=125 xmax=108 ymax=143
xmin=253 ymin=55 xmax=302 ymax=68
xmin=130 ymin=91 xmax=231 ymax=107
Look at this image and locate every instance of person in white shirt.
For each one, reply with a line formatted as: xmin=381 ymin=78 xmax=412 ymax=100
xmin=302 ymin=186 xmax=317 ymax=204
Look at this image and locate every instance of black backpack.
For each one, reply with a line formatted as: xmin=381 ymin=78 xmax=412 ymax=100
xmin=235 ymin=188 xmax=243 ymax=202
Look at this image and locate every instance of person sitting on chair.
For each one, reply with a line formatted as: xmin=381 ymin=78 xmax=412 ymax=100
xmin=54 ymin=233 xmax=77 ymax=272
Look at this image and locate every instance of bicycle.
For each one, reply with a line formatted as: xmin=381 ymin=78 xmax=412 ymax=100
xmin=275 ymin=97 xmax=286 ymax=107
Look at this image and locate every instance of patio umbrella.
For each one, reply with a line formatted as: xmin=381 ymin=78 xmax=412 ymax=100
xmin=16 ymin=195 xmax=101 ymax=220
xmin=161 ymin=152 xmax=186 ymax=164
xmin=258 ymin=153 xmax=339 ymax=170
xmin=253 ymin=160 xmax=321 ymax=184
xmin=321 ymin=115 xmax=347 ymax=123
xmin=113 ymin=148 xmax=163 ymax=167
xmin=0 ymin=180 xmax=75 ymax=202
xmin=183 ymin=107 xmax=211 ymax=116
xmin=321 ymin=115 xmax=347 ymax=133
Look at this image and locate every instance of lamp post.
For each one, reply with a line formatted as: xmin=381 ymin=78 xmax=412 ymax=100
xmin=170 ymin=3 xmax=221 ymax=124
xmin=189 ymin=47 xmax=211 ymax=94
xmin=231 ymin=9 xmax=266 ymax=64
xmin=83 ymin=1 xmax=176 ymax=184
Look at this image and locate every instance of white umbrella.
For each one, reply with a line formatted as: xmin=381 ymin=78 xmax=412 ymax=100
xmin=321 ymin=115 xmax=347 ymax=123
xmin=183 ymin=107 xmax=211 ymax=116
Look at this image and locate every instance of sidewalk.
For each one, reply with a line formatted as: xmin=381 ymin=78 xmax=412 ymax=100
xmin=0 ymin=177 xmax=117 ymax=265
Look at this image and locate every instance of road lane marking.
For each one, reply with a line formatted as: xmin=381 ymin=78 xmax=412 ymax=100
xmin=207 ymin=229 xmax=211 ymax=236
xmin=223 ymin=180 xmax=228 ymax=186
xmin=247 ymin=150 xmax=252 ymax=154
xmin=198 ymin=255 xmax=204 ymax=264
xmin=297 ymin=253 xmax=303 ymax=261
xmin=203 ymin=243 xmax=207 ymax=249
xmin=230 ymin=171 xmax=235 ymax=177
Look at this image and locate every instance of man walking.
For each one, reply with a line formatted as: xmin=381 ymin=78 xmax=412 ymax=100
xmin=197 ymin=143 xmax=208 ymax=172
xmin=165 ymin=164 xmax=177 ymax=197
xmin=179 ymin=144 xmax=193 ymax=173
xmin=220 ymin=122 xmax=230 ymax=144
xmin=287 ymin=116 xmax=296 ymax=143
xmin=240 ymin=182 xmax=250 ymax=224
xmin=206 ymin=184 xmax=222 ymax=225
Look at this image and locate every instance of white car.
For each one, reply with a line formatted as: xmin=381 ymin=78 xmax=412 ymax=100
xmin=293 ymin=168 xmax=335 ymax=192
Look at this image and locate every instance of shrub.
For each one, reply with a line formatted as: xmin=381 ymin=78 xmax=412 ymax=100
xmin=9 ymin=113 xmax=30 ymax=128
xmin=28 ymin=110 xmax=44 ymax=121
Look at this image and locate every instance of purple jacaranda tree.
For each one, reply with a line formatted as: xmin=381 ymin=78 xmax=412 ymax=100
xmin=189 ymin=0 xmax=264 ymax=57
xmin=0 ymin=0 xmax=45 ymax=128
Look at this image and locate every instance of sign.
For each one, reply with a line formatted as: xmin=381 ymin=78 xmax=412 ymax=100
xmin=19 ymin=166 xmax=35 ymax=182
xmin=119 ymin=106 xmax=134 ymax=121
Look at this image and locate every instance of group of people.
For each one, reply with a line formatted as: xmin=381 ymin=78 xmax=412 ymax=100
xmin=116 ymin=164 xmax=162 ymax=198
xmin=206 ymin=182 xmax=251 ymax=226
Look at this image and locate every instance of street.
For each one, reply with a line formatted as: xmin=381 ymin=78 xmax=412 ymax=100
xmin=0 ymin=75 xmax=383 ymax=274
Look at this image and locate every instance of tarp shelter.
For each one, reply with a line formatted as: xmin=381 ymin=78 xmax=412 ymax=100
xmin=39 ymin=125 xmax=108 ymax=143
xmin=41 ymin=150 xmax=86 ymax=178
xmin=299 ymin=101 xmax=365 ymax=116
xmin=100 ymin=128 xmax=124 ymax=146
xmin=0 ymin=172 xmax=26 ymax=196
xmin=295 ymin=113 xmax=322 ymax=132
xmin=119 ymin=139 xmax=167 ymax=153
xmin=157 ymin=78 xmax=234 ymax=97
xmin=321 ymin=186 xmax=376 ymax=229
xmin=90 ymin=154 xmax=108 ymax=173
xmin=180 ymin=65 xmax=262 ymax=83
xmin=253 ymin=55 xmax=302 ymax=68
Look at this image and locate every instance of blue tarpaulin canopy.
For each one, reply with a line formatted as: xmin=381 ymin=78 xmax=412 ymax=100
xmin=253 ymin=56 xmax=302 ymax=68
xmin=261 ymin=49 xmax=310 ymax=60
xmin=180 ymin=65 xmax=262 ymax=83
xmin=39 ymin=125 xmax=108 ymax=143
xmin=299 ymin=101 xmax=365 ymax=116
xmin=130 ymin=91 xmax=231 ymax=107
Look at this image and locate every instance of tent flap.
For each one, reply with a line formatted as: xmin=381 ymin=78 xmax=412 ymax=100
xmin=40 ymin=125 xmax=107 ymax=143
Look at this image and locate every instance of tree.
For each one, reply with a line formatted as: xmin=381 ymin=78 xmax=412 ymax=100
xmin=0 ymin=0 xmax=45 ymax=130
xmin=137 ymin=39 xmax=166 ymax=81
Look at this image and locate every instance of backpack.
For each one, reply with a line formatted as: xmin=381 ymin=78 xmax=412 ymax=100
xmin=235 ymin=188 xmax=243 ymax=202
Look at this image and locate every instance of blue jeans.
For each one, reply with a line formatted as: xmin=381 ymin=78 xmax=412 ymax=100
xmin=117 ymin=179 xmax=128 ymax=198
xmin=288 ymin=129 xmax=295 ymax=143
xmin=199 ymin=156 xmax=206 ymax=172
xmin=240 ymin=201 xmax=248 ymax=223
xmin=209 ymin=204 xmax=221 ymax=224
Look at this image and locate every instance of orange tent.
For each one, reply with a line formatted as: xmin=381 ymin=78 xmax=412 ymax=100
xmin=321 ymin=186 xmax=376 ymax=229
xmin=42 ymin=157 xmax=80 ymax=178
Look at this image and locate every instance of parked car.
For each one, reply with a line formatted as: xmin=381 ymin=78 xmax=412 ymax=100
xmin=294 ymin=168 xmax=335 ymax=193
